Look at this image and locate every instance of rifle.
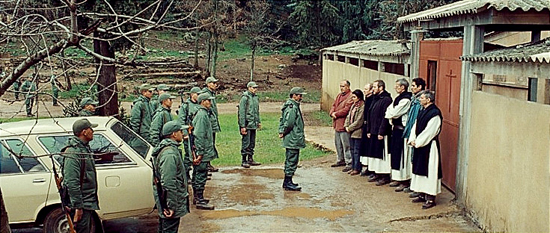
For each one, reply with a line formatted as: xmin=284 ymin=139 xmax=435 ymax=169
xmin=187 ymin=126 xmax=202 ymax=165
xmin=50 ymin=156 xmax=76 ymax=233
xmin=150 ymin=157 xmax=168 ymax=212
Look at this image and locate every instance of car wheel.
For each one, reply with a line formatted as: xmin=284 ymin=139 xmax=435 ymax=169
xmin=43 ymin=207 xmax=97 ymax=233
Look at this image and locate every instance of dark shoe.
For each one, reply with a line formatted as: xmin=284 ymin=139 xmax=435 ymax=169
xmin=248 ymin=160 xmax=261 ymax=166
xmin=367 ymin=174 xmax=378 ymax=182
xmin=207 ymin=173 xmax=212 ymax=177
xmin=290 ymin=176 xmax=299 ymax=186
xmin=409 ymin=192 xmax=420 ymax=198
xmin=241 ymin=162 xmax=250 ymax=168
xmin=53 ymin=103 xmax=59 ymax=106
xmin=196 ymin=200 xmax=215 ymax=210
xmin=360 ymin=169 xmax=373 ymax=176
xmin=422 ymin=200 xmax=436 ymax=209
xmin=330 ymin=161 xmax=346 ymax=167
xmin=26 ymin=114 xmax=34 ymax=117
xmin=341 ymin=166 xmax=352 ymax=172
xmin=403 ymin=187 xmax=412 ymax=193
xmin=389 ymin=181 xmax=400 ymax=187
xmin=376 ymin=178 xmax=390 ymax=186
xmin=395 ymin=184 xmax=408 ymax=192
xmin=349 ymin=170 xmax=360 ymax=176
xmin=412 ymin=196 xmax=426 ymax=203
xmin=206 ymin=176 xmax=211 ymax=180
xmin=283 ymin=176 xmax=301 ymax=191
xmin=208 ymin=164 xmax=219 ymax=172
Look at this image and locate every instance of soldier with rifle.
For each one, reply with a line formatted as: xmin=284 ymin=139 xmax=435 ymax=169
xmin=61 ymin=119 xmax=99 ymax=233
xmin=151 ymin=121 xmax=190 ymax=232
xmin=178 ymin=87 xmax=201 ymax=182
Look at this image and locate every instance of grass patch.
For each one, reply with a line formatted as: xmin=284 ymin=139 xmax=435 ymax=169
xmin=211 ymin=112 xmax=330 ymax=166
xmin=59 ymin=83 xmax=96 ymax=99
xmin=307 ymin=110 xmax=332 ymax=127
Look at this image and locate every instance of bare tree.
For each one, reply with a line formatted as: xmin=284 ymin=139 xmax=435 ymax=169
xmin=0 ymin=0 xmax=205 ymax=116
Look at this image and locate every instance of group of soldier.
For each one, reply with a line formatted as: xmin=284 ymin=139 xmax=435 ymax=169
xmin=330 ymin=78 xmax=442 ymax=210
xmin=9 ymin=73 xmax=63 ymax=117
xmin=56 ymin=75 xmax=308 ymax=232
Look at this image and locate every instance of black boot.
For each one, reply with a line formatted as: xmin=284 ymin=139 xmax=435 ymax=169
xmin=289 ymin=176 xmax=299 ymax=186
xmin=241 ymin=155 xmax=250 ymax=168
xmin=248 ymin=155 xmax=261 ymax=166
xmin=195 ymin=190 xmax=215 ymax=210
xmin=282 ymin=176 xmax=301 ymax=191
xmin=192 ymin=189 xmax=209 ymax=205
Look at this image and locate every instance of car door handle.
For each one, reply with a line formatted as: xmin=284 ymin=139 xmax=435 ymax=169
xmin=33 ymin=178 xmax=46 ymax=183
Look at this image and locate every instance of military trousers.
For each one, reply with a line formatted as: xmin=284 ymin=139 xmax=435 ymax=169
xmin=182 ymin=138 xmax=193 ymax=175
xmin=240 ymin=129 xmax=256 ymax=161
xmin=192 ymin=161 xmax=208 ymax=191
xmin=52 ymin=86 xmax=59 ymax=105
xmin=284 ymin=149 xmax=300 ymax=177
xmin=69 ymin=209 xmax=94 ymax=233
xmin=25 ymin=96 xmax=34 ymax=115
xmin=212 ymin=133 xmax=219 ymax=159
xmin=158 ymin=217 xmax=180 ymax=233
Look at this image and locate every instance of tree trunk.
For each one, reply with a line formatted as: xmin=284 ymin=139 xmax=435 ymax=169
xmin=61 ymin=50 xmax=72 ymax=90
xmin=94 ymin=32 xmax=118 ymax=116
xmin=250 ymin=41 xmax=256 ymax=81
xmin=205 ymin=31 xmax=212 ymax=77
xmin=211 ymin=0 xmax=219 ymax=77
xmin=194 ymin=27 xmax=200 ymax=69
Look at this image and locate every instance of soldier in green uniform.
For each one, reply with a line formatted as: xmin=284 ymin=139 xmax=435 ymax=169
xmin=278 ymin=87 xmax=307 ymax=191
xmin=62 ymin=118 xmax=99 ymax=233
xmin=178 ymin=87 xmax=201 ymax=181
xmin=238 ymin=81 xmax=262 ymax=168
xmin=21 ymin=76 xmax=37 ymax=117
xmin=150 ymin=93 xmax=176 ymax=146
xmin=191 ymin=93 xmax=216 ymax=210
xmin=152 ymin=121 xmax=189 ymax=233
xmin=79 ymin=98 xmax=98 ymax=116
xmin=202 ymin=77 xmax=220 ymax=172
xmin=51 ymin=74 xmax=60 ymax=106
xmin=130 ymin=84 xmax=155 ymax=144
xmin=151 ymin=84 xmax=170 ymax=112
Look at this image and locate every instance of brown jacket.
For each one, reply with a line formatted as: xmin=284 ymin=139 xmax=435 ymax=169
xmin=344 ymin=101 xmax=364 ymax=138
xmin=329 ymin=91 xmax=353 ymax=132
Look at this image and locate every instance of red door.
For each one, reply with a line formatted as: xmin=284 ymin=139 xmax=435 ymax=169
xmin=420 ymin=39 xmax=462 ymax=192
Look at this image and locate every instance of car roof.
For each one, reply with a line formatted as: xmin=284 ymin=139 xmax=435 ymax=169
xmin=0 ymin=116 xmax=115 ymax=137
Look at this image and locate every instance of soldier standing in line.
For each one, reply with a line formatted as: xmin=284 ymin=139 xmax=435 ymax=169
xmin=202 ymin=77 xmax=220 ymax=172
xmin=191 ymin=93 xmax=216 ymax=210
xmin=79 ymin=98 xmax=98 ymax=116
xmin=238 ymin=81 xmax=262 ymax=168
xmin=62 ymin=118 xmax=99 ymax=233
xmin=151 ymin=84 xmax=170 ymax=111
xmin=278 ymin=87 xmax=307 ymax=192
xmin=51 ymin=74 xmax=61 ymax=106
xmin=130 ymin=84 xmax=155 ymax=144
xmin=150 ymin=93 xmax=177 ymax=147
xmin=178 ymin=87 xmax=202 ymax=182
xmin=21 ymin=75 xmax=37 ymax=117
xmin=151 ymin=121 xmax=190 ymax=232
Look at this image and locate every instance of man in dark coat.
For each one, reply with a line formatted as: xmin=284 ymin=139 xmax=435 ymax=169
xmin=365 ymin=80 xmax=392 ymax=186
xmin=360 ymin=83 xmax=375 ymax=176
xmin=408 ymin=90 xmax=443 ymax=210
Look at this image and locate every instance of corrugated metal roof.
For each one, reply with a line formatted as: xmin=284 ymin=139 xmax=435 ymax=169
xmin=461 ymin=39 xmax=550 ymax=63
xmin=321 ymin=40 xmax=410 ymax=57
xmin=397 ymin=0 xmax=550 ymax=23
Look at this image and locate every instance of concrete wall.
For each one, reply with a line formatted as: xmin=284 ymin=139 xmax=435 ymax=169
xmin=467 ymin=91 xmax=550 ymax=232
xmin=321 ymin=59 xmax=405 ymax=111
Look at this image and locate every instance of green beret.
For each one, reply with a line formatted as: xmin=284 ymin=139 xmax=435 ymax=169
xmin=157 ymin=84 xmax=170 ymax=91
xmin=289 ymin=87 xmax=307 ymax=95
xmin=205 ymin=76 xmax=218 ymax=84
xmin=247 ymin=81 xmax=258 ymax=88
xmin=162 ymin=121 xmax=188 ymax=137
xmin=80 ymin=97 xmax=98 ymax=108
xmin=188 ymin=87 xmax=201 ymax=94
xmin=72 ymin=118 xmax=98 ymax=136
xmin=197 ymin=93 xmax=215 ymax=103
xmin=159 ymin=93 xmax=176 ymax=103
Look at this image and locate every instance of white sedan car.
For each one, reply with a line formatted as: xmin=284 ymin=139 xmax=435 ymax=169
xmin=1 ymin=116 xmax=156 ymax=232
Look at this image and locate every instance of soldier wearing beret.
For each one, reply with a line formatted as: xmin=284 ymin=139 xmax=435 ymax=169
xmin=151 ymin=121 xmax=190 ymax=232
xmin=150 ymin=93 xmax=177 ymax=146
xmin=278 ymin=87 xmax=307 ymax=191
xmin=202 ymin=77 xmax=220 ymax=172
xmin=238 ymin=81 xmax=262 ymax=168
xmin=79 ymin=98 xmax=98 ymax=116
xmin=151 ymin=84 xmax=170 ymax=112
xmin=62 ymin=119 xmax=99 ymax=233
xmin=130 ymin=84 xmax=155 ymax=144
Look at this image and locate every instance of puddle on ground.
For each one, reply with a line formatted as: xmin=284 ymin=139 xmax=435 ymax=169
xmin=199 ymin=207 xmax=353 ymax=221
xmin=219 ymin=183 xmax=275 ymax=205
xmin=221 ymin=168 xmax=283 ymax=179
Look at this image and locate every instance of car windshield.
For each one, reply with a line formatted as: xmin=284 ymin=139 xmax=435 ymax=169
xmin=110 ymin=122 xmax=150 ymax=159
